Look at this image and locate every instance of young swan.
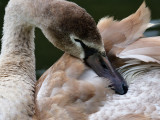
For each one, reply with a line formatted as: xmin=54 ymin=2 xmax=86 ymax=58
xmin=36 ymin=2 xmax=160 ymax=120
xmin=1 ymin=0 xmax=127 ymax=119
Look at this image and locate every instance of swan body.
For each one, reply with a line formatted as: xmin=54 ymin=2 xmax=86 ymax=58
xmin=1 ymin=0 xmax=115 ymax=119
xmin=36 ymin=2 xmax=160 ymax=120
xmin=35 ymin=53 xmax=113 ymax=119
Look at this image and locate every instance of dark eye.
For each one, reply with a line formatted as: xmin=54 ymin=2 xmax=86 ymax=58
xmin=74 ymin=39 xmax=97 ymax=59
xmin=75 ymin=39 xmax=83 ymax=45
xmin=74 ymin=39 xmax=80 ymax=42
xmin=75 ymin=39 xmax=87 ymax=49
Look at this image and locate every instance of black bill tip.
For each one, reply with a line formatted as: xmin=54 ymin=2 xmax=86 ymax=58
xmin=121 ymin=83 xmax=128 ymax=94
xmin=115 ymin=82 xmax=128 ymax=95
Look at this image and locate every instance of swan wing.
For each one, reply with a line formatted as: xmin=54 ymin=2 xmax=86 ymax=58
xmin=118 ymin=37 xmax=160 ymax=63
xmin=97 ymin=2 xmax=151 ymax=54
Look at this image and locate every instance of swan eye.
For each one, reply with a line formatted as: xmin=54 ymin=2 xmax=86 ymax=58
xmin=74 ymin=39 xmax=97 ymax=59
xmin=74 ymin=39 xmax=83 ymax=44
xmin=74 ymin=39 xmax=87 ymax=49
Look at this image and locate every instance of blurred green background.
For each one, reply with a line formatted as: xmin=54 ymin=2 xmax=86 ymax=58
xmin=0 ymin=0 xmax=160 ymax=79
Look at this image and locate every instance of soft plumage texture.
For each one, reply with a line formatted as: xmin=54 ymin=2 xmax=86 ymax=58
xmin=35 ymin=2 xmax=160 ymax=120
xmin=89 ymin=70 xmax=160 ymax=120
xmin=0 ymin=2 xmax=36 ymax=118
xmin=35 ymin=54 xmax=113 ymax=120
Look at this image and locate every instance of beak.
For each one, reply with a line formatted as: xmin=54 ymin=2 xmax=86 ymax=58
xmin=85 ymin=53 xmax=128 ymax=95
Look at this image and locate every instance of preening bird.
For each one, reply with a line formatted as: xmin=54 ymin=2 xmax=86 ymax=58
xmin=90 ymin=2 xmax=160 ymax=120
xmin=35 ymin=2 xmax=160 ymax=120
xmin=0 ymin=0 xmax=127 ymax=119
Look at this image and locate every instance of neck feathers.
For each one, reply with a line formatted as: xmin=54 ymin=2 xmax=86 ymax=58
xmin=0 ymin=0 xmax=36 ymax=119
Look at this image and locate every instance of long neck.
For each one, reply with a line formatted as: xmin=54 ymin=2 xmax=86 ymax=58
xmin=1 ymin=0 xmax=36 ymax=80
xmin=1 ymin=18 xmax=35 ymax=81
xmin=0 ymin=1 xmax=36 ymax=119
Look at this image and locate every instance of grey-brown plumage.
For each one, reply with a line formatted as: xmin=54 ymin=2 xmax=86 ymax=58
xmin=1 ymin=0 xmax=125 ymax=119
xmin=36 ymin=2 xmax=160 ymax=120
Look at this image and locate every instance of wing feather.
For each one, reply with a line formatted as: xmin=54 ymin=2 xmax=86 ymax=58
xmin=97 ymin=2 xmax=151 ymax=53
xmin=118 ymin=37 xmax=160 ymax=63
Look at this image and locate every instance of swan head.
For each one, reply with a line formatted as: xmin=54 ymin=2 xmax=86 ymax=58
xmin=34 ymin=0 xmax=128 ymax=94
xmin=38 ymin=1 xmax=103 ymax=59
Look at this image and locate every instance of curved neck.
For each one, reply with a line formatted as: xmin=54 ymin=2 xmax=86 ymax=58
xmin=0 ymin=0 xmax=37 ymax=119
xmin=1 ymin=0 xmax=36 ymax=80
xmin=1 ymin=19 xmax=35 ymax=80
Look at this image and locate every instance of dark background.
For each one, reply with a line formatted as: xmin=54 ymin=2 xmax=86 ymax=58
xmin=0 ymin=0 xmax=160 ymax=78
